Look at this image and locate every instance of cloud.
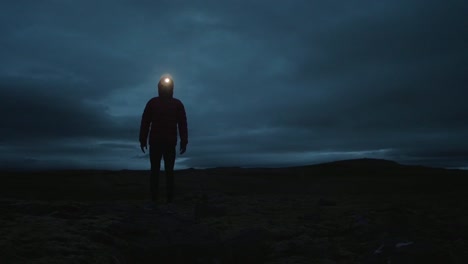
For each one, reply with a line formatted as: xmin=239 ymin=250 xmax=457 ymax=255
xmin=0 ymin=0 xmax=467 ymax=170
xmin=0 ymin=76 xmax=139 ymax=142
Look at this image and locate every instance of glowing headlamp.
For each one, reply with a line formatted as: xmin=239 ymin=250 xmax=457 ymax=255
xmin=159 ymin=74 xmax=173 ymax=87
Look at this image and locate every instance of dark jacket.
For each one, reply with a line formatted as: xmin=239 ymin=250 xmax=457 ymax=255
xmin=139 ymin=88 xmax=188 ymax=147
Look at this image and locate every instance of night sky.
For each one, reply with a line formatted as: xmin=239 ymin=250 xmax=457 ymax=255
xmin=1 ymin=0 xmax=467 ymax=171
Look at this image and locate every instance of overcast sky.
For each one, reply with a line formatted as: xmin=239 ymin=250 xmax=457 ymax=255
xmin=1 ymin=0 xmax=467 ymax=171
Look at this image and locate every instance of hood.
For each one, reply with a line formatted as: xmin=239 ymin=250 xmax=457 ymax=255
xmin=158 ymin=82 xmax=174 ymax=99
xmin=158 ymin=86 xmax=173 ymax=99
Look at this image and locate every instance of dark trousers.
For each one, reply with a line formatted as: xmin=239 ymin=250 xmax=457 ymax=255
xmin=149 ymin=143 xmax=176 ymax=203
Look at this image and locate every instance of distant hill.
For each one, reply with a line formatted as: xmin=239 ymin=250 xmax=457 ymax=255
xmin=1 ymin=158 xmax=464 ymax=175
xmin=209 ymin=158 xmax=468 ymax=180
xmin=314 ymin=158 xmax=401 ymax=168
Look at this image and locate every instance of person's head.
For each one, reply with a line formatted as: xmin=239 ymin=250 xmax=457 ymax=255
xmin=158 ymin=74 xmax=174 ymax=98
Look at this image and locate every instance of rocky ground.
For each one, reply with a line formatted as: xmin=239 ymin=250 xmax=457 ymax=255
xmin=1 ymin=159 xmax=467 ymax=263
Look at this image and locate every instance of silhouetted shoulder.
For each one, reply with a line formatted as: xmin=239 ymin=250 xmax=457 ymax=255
xmin=147 ymin=97 xmax=158 ymax=104
xmin=172 ymin=98 xmax=184 ymax=106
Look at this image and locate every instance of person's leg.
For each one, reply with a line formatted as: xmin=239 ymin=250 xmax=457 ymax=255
xmin=163 ymin=144 xmax=176 ymax=203
xmin=149 ymin=144 xmax=163 ymax=203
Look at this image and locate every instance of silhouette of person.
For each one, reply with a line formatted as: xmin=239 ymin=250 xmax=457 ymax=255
xmin=139 ymin=74 xmax=188 ymax=206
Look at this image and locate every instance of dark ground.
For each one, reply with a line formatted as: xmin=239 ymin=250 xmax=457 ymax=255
xmin=1 ymin=158 xmax=467 ymax=263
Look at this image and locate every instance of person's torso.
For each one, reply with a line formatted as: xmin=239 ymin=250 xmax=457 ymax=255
xmin=148 ymin=97 xmax=180 ymax=139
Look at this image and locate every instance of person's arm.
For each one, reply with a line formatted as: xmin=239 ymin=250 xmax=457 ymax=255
xmin=139 ymin=100 xmax=152 ymax=153
xmin=177 ymin=101 xmax=188 ymax=154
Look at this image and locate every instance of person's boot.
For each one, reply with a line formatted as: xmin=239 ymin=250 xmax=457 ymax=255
xmin=150 ymin=171 xmax=159 ymax=203
xmin=165 ymin=175 xmax=176 ymax=214
xmin=166 ymin=171 xmax=175 ymax=203
xmin=145 ymin=171 xmax=160 ymax=211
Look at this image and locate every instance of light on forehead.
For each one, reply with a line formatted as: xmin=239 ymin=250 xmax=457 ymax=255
xmin=164 ymin=78 xmax=171 ymax=83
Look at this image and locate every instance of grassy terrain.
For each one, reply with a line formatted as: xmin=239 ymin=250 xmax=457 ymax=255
xmin=1 ymin=159 xmax=467 ymax=263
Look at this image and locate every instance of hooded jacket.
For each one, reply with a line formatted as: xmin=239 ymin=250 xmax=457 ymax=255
xmin=139 ymin=82 xmax=188 ymax=147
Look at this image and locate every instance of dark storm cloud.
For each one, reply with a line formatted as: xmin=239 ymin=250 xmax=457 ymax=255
xmin=0 ymin=76 xmax=138 ymax=142
xmin=0 ymin=0 xmax=467 ymax=170
xmin=178 ymin=0 xmax=468 ymax=168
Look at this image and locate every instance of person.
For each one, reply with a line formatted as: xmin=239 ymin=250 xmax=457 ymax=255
xmin=139 ymin=74 xmax=188 ymax=209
